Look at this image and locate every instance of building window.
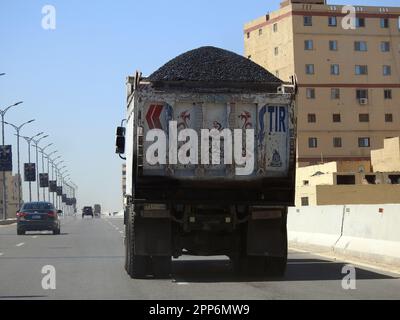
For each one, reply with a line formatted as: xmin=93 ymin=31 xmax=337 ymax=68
xmin=308 ymin=137 xmax=318 ymax=148
xmin=333 ymin=114 xmax=341 ymax=123
xmin=384 ymin=89 xmax=392 ymax=99
xmin=308 ymin=113 xmax=316 ymax=123
xmin=383 ymin=65 xmax=392 ymax=76
xmin=304 ymin=16 xmax=313 ymax=26
xmin=329 ymin=40 xmax=338 ymax=51
xmin=306 ymin=88 xmax=316 ymax=99
xmin=381 ymin=41 xmax=391 ymax=52
xmin=274 ymin=47 xmax=279 ymax=56
xmin=358 ymin=137 xmax=370 ymax=148
xmin=356 ymin=89 xmax=368 ymax=99
xmin=259 ymin=28 xmax=263 ymax=36
xmin=246 ymin=32 xmax=250 ymax=39
xmin=273 ymin=23 xmax=278 ymax=32
xmin=303 ymin=180 xmax=310 ymax=186
xmin=337 ymin=175 xmax=356 ymax=185
xmin=354 ymin=41 xmax=368 ymax=51
xmin=301 ymin=197 xmax=309 ymax=206
xmin=380 ymin=18 xmax=389 ymax=28
xmin=333 ymin=137 xmax=342 ymax=148
xmin=304 ymin=40 xmax=313 ymax=50
xmin=356 ymin=17 xmax=366 ymax=28
xmin=306 ymin=64 xmax=315 ymax=75
xmin=385 ymin=114 xmax=393 ymax=122
xmin=359 ymin=114 xmax=370 ymax=122
xmin=330 ymin=64 xmax=340 ymax=75
xmin=328 ymin=16 xmax=337 ymax=27
xmin=331 ymin=88 xmax=340 ymax=99
xmin=355 ymin=65 xmax=368 ymax=75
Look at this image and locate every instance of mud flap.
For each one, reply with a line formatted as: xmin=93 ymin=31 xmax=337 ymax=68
xmin=246 ymin=218 xmax=287 ymax=257
xmin=134 ymin=217 xmax=172 ymax=256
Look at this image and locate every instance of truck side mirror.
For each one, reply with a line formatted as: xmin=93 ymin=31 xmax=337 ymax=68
xmin=116 ymin=126 xmax=126 ymax=154
xmin=116 ymin=127 xmax=126 ymax=136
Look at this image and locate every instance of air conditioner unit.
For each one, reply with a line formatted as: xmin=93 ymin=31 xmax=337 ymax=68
xmin=359 ymin=98 xmax=368 ymax=105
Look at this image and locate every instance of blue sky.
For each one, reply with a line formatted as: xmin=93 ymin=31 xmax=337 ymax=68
xmin=0 ymin=0 xmax=398 ymax=211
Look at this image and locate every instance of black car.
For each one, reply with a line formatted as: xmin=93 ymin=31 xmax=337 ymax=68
xmin=17 ymin=202 xmax=61 ymax=235
xmin=82 ymin=206 xmax=94 ymax=218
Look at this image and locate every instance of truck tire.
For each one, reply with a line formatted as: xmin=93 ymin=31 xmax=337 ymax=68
xmin=153 ymin=256 xmax=171 ymax=279
xmin=266 ymin=256 xmax=287 ymax=277
xmin=126 ymin=209 xmax=148 ymax=279
xmin=233 ymin=255 xmax=264 ymax=276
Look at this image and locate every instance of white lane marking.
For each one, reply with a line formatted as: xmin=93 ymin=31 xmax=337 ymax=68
xmin=119 ymin=231 xmax=123 ymax=234
xmin=16 ymin=242 xmax=25 ymax=247
xmin=0 ymin=252 xmax=3 ymax=256
xmin=32 ymin=236 xmax=38 ymax=239
xmin=176 ymin=282 xmax=189 ymax=285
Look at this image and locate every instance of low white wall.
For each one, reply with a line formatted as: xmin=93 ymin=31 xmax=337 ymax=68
xmin=288 ymin=204 xmax=400 ymax=266
xmin=288 ymin=206 xmax=344 ymax=251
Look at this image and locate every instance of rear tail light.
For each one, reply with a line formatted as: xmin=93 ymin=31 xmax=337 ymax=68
xmin=16 ymin=212 xmax=27 ymax=218
xmin=48 ymin=211 xmax=56 ymax=217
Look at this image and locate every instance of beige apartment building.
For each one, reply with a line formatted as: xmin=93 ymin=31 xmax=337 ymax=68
xmin=0 ymin=172 xmax=21 ymax=219
xmin=295 ymin=137 xmax=400 ymax=206
xmin=244 ymin=0 xmax=400 ymax=170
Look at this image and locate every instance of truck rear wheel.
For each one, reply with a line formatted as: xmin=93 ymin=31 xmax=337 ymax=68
xmin=232 ymin=255 xmax=264 ymax=276
xmin=125 ymin=208 xmax=149 ymax=279
xmin=266 ymin=256 xmax=287 ymax=277
xmin=152 ymin=256 xmax=172 ymax=279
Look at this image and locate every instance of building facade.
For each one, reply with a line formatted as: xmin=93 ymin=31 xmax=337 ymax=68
xmin=244 ymin=0 xmax=400 ymax=169
xmin=296 ymin=137 xmax=400 ymax=206
xmin=0 ymin=172 xmax=21 ymax=219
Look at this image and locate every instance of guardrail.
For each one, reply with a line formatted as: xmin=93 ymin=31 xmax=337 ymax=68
xmin=288 ymin=205 xmax=400 ymax=266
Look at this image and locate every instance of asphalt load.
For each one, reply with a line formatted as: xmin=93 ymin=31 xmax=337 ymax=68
xmin=148 ymin=46 xmax=282 ymax=84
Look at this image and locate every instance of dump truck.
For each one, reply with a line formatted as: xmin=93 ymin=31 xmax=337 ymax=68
xmin=115 ymin=47 xmax=297 ymax=279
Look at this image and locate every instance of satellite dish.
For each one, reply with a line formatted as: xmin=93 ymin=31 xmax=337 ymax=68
xmin=358 ymin=165 xmax=365 ymax=173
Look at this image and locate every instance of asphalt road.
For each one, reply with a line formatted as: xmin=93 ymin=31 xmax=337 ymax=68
xmin=0 ymin=216 xmax=399 ymax=300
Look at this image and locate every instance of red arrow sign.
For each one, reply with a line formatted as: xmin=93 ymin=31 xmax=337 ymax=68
xmin=146 ymin=104 xmax=163 ymax=129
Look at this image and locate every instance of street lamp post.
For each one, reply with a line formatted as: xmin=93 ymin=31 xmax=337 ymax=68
xmin=39 ymin=143 xmax=53 ymax=201
xmin=32 ymin=135 xmax=49 ymax=201
xmin=0 ymin=101 xmax=23 ymax=220
xmin=60 ymin=171 xmax=69 ymax=214
xmin=51 ymin=157 xmax=61 ymax=206
xmin=54 ymin=162 xmax=65 ymax=209
xmin=69 ymin=181 xmax=78 ymax=214
xmin=21 ymin=133 xmax=44 ymax=202
xmin=46 ymin=151 xmax=57 ymax=203
xmin=5 ymin=120 xmax=35 ymax=209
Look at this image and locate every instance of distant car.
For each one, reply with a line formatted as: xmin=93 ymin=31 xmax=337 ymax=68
xmin=17 ymin=202 xmax=61 ymax=235
xmin=82 ymin=206 xmax=94 ymax=218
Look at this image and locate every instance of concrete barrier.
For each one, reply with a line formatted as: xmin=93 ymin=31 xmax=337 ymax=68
xmin=0 ymin=219 xmax=17 ymax=226
xmin=288 ymin=206 xmax=344 ymax=252
xmin=335 ymin=205 xmax=400 ymax=265
xmin=288 ymin=204 xmax=400 ymax=267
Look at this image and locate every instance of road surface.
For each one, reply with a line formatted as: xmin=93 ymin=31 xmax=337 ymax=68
xmin=0 ymin=217 xmax=399 ymax=300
